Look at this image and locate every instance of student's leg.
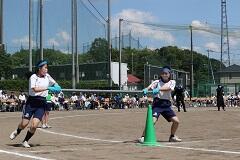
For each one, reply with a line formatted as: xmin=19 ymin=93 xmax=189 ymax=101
xmin=22 ymin=118 xmax=41 ymax=147
xmin=141 ymin=117 xmax=158 ymax=137
xmin=181 ymin=99 xmax=187 ymax=112
xmin=176 ymin=100 xmax=181 ymax=112
xmin=170 ymin=116 xmax=180 ymax=136
xmin=42 ymin=113 xmax=46 ymax=125
xmin=22 ymin=107 xmax=44 ymax=147
xmin=222 ymin=104 xmax=225 ymax=111
xmin=29 ymin=118 xmax=41 ymax=134
xmin=45 ymin=111 xmax=50 ymax=127
xmin=217 ymin=103 xmax=220 ymax=111
xmin=10 ymin=118 xmax=30 ymax=140
xmin=18 ymin=118 xmax=30 ymax=130
xmin=10 ymin=104 xmax=33 ymax=140
xmin=168 ymin=115 xmax=181 ymax=142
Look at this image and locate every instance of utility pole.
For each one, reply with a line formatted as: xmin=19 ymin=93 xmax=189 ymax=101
xmin=221 ymin=0 xmax=230 ymax=70
xmin=108 ymin=0 xmax=112 ymax=88
xmin=40 ymin=0 xmax=43 ymax=60
xmin=75 ymin=0 xmax=79 ymax=84
xmin=131 ymin=52 xmax=133 ymax=74
xmin=190 ymin=25 xmax=194 ymax=99
xmin=29 ymin=0 xmax=32 ymax=71
xmin=71 ymin=0 xmax=76 ymax=89
xmin=208 ymin=50 xmax=216 ymax=85
xmin=207 ymin=49 xmax=210 ymax=84
xmin=129 ymin=30 xmax=131 ymax=49
xmin=137 ymin=37 xmax=140 ymax=49
xmin=0 ymin=0 xmax=4 ymax=52
xmin=118 ymin=19 xmax=122 ymax=90
xmin=148 ymin=63 xmax=150 ymax=85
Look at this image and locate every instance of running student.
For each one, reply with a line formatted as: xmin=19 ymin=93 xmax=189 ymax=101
xmin=139 ymin=66 xmax=182 ymax=143
xmin=42 ymin=92 xmax=54 ymax=129
xmin=9 ymin=60 xmax=61 ymax=148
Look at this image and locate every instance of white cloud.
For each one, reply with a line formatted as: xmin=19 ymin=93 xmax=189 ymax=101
xmin=12 ymin=30 xmax=71 ymax=50
xmin=180 ymin=46 xmax=190 ymax=50
xmin=112 ymin=9 xmax=175 ymax=44
xmin=148 ymin=46 xmax=157 ymax=51
xmin=115 ymin=9 xmax=156 ymax=22
xmin=205 ymin=42 xmax=220 ymax=52
xmin=229 ymin=37 xmax=240 ymax=48
xmin=191 ymin=20 xmax=209 ymax=29
xmin=47 ymin=38 xmax=60 ymax=47
xmin=45 ymin=30 xmax=70 ymax=48
xmin=193 ymin=46 xmax=202 ymax=53
xmin=190 ymin=20 xmax=217 ymax=37
xmin=56 ymin=31 xmax=71 ymax=44
xmin=12 ymin=35 xmax=35 ymax=47
xmin=59 ymin=49 xmax=69 ymax=54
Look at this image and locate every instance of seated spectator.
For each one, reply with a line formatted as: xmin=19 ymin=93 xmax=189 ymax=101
xmin=7 ymin=92 xmax=18 ymax=112
xmin=58 ymin=92 xmax=69 ymax=111
xmin=70 ymin=92 xmax=80 ymax=109
xmin=18 ymin=91 xmax=26 ymax=111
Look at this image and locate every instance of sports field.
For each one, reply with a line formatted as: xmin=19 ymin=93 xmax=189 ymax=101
xmin=1 ymin=107 xmax=240 ymax=160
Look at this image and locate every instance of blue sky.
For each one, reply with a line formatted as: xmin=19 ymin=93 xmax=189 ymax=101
xmin=3 ymin=0 xmax=240 ymax=64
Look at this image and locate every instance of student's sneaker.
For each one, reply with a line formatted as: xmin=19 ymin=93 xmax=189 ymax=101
xmin=169 ymin=135 xmax=182 ymax=142
xmin=138 ymin=136 xmax=144 ymax=143
xmin=22 ymin=141 xmax=31 ymax=148
xmin=46 ymin=124 xmax=52 ymax=128
xmin=9 ymin=130 xmax=18 ymax=140
xmin=41 ymin=124 xmax=47 ymax=129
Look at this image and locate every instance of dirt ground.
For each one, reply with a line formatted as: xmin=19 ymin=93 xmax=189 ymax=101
xmin=1 ymin=106 xmax=240 ymax=160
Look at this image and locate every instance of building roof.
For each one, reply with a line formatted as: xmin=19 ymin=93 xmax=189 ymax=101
xmin=127 ymin=74 xmax=141 ymax=84
xmin=219 ymin=64 xmax=240 ymax=73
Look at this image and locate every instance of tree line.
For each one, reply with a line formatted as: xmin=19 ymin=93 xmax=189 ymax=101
xmin=0 ymin=38 xmax=223 ymax=86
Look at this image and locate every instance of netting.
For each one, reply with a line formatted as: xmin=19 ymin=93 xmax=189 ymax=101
xmin=118 ymin=19 xmax=240 ymax=96
xmin=77 ymin=0 xmax=108 ymax=54
xmin=4 ymin=0 xmax=108 ymax=62
xmin=120 ymin=20 xmax=240 ymax=66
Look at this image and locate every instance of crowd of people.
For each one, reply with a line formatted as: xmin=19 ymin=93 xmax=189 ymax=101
xmin=0 ymin=90 xmax=26 ymax=112
xmin=0 ymin=90 xmax=150 ymax=112
xmin=1 ymin=89 xmax=240 ymax=113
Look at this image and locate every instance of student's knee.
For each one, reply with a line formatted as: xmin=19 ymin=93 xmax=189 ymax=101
xmin=30 ymin=118 xmax=41 ymax=132
xmin=171 ymin=116 xmax=180 ymax=124
xmin=29 ymin=127 xmax=37 ymax=133
xmin=20 ymin=119 xmax=30 ymax=128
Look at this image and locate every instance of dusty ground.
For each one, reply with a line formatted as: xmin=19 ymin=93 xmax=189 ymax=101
xmin=1 ymin=106 xmax=240 ymax=160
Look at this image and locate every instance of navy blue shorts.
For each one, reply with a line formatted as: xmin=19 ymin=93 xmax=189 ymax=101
xmin=46 ymin=102 xmax=53 ymax=111
xmin=152 ymin=98 xmax=176 ymax=122
xmin=22 ymin=96 xmax=47 ymax=120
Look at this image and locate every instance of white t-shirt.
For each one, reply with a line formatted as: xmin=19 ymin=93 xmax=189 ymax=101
xmin=71 ymin=95 xmax=78 ymax=102
xmin=19 ymin=94 xmax=26 ymax=102
xmin=148 ymin=80 xmax=176 ymax=100
xmin=29 ymin=73 xmax=56 ymax=97
xmin=80 ymin=95 xmax=86 ymax=101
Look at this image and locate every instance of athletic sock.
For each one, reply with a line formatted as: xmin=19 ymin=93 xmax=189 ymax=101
xmin=17 ymin=128 xmax=22 ymax=134
xmin=170 ymin=134 xmax=174 ymax=138
xmin=23 ymin=131 xmax=34 ymax=142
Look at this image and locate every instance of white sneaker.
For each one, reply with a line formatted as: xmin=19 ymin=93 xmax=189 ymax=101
xmin=46 ymin=124 xmax=52 ymax=128
xmin=9 ymin=130 xmax=18 ymax=140
xmin=169 ymin=135 xmax=182 ymax=142
xmin=22 ymin=141 xmax=31 ymax=148
xmin=138 ymin=137 xmax=144 ymax=143
xmin=41 ymin=124 xmax=47 ymax=129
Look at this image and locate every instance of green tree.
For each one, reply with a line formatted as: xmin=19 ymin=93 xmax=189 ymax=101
xmin=89 ymin=38 xmax=108 ymax=62
xmin=0 ymin=51 xmax=13 ymax=79
xmin=11 ymin=49 xmax=72 ymax=68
